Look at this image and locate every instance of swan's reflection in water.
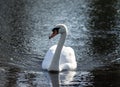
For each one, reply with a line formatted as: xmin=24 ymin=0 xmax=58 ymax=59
xmin=59 ymin=71 xmax=76 ymax=85
xmin=48 ymin=71 xmax=76 ymax=87
xmin=47 ymin=71 xmax=94 ymax=87
xmin=48 ymin=72 xmax=60 ymax=87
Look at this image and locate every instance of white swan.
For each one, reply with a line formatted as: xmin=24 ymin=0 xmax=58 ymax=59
xmin=42 ymin=24 xmax=77 ymax=71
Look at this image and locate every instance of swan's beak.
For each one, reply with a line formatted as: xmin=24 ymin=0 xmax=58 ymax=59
xmin=49 ymin=30 xmax=58 ymax=39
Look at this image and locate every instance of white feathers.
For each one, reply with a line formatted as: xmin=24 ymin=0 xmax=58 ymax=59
xmin=42 ymin=24 xmax=77 ymax=71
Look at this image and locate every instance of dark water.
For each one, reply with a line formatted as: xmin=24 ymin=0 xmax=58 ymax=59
xmin=0 ymin=0 xmax=120 ymax=87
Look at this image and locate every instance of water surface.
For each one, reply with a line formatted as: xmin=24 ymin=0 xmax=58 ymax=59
xmin=0 ymin=0 xmax=120 ymax=87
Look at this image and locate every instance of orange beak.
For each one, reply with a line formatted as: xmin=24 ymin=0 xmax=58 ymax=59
xmin=49 ymin=30 xmax=58 ymax=39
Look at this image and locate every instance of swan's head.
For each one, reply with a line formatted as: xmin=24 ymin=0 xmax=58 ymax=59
xmin=49 ymin=24 xmax=68 ymax=39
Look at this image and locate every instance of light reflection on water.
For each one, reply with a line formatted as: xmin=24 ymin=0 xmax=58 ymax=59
xmin=0 ymin=66 xmax=94 ymax=87
xmin=0 ymin=0 xmax=120 ymax=87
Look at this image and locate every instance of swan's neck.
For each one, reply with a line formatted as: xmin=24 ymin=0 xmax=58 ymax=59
xmin=48 ymin=31 xmax=67 ymax=71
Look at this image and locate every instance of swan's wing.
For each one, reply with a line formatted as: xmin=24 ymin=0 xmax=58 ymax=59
xmin=60 ymin=47 xmax=76 ymax=63
xmin=42 ymin=45 xmax=57 ymax=69
xmin=59 ymin=47 xmax=77 ymax=70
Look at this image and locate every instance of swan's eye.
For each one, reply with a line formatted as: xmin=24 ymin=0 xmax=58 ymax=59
xmin=49 ymin=27 xmax=60 ymax=39
xmin=52 ymin=27 xmax=60 ymax=34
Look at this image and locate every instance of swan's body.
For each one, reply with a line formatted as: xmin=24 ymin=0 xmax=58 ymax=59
xmin=42 ymin=24 xmax=77 ymax=71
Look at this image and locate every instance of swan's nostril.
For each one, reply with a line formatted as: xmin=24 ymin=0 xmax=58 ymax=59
xmin=49 ymin=36 xmax=52 ymax=39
